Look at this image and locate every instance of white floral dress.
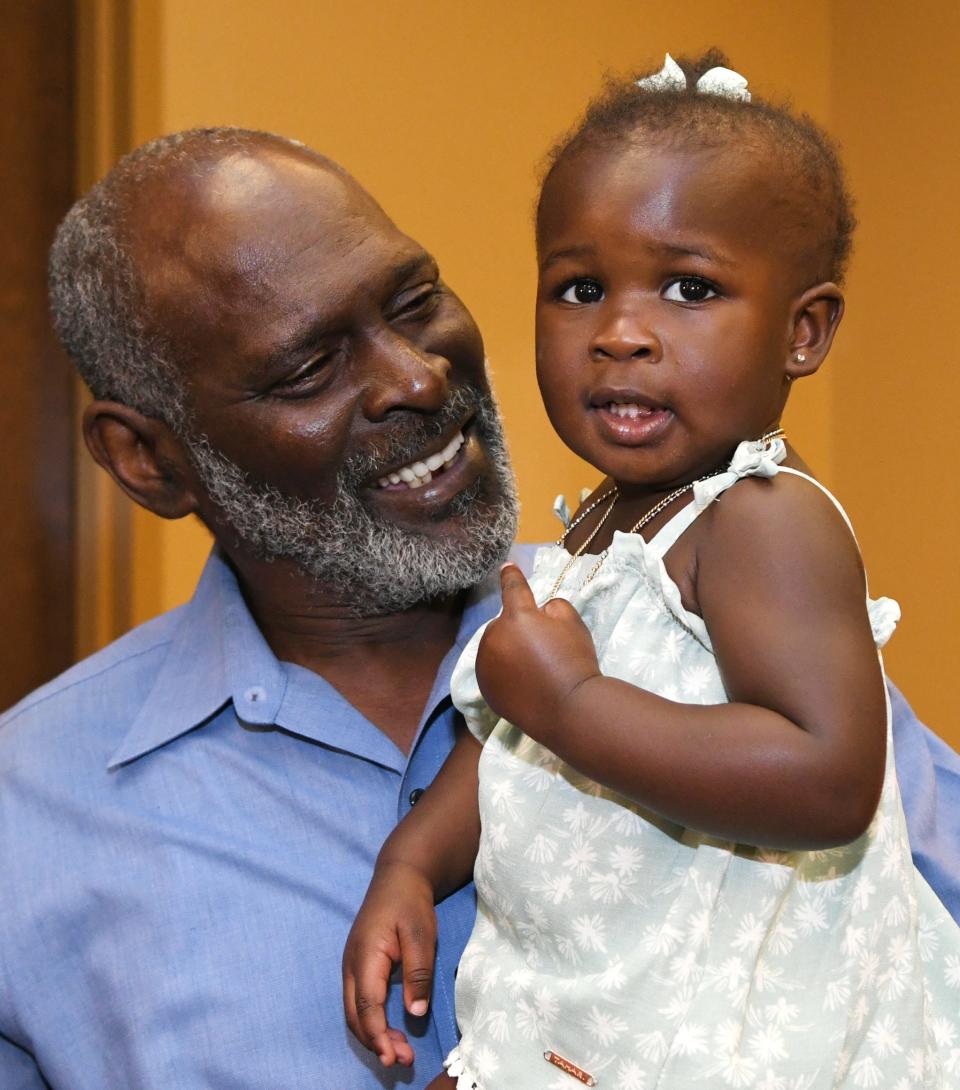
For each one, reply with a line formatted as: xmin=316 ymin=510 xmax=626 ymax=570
xmin=444 ymin=440 xmax=960 ymax=1090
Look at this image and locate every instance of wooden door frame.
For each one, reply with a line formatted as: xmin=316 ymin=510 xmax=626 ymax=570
xmin=1 ymin=0 xmax=78 ymax=704
xmin=73 ymin=0 xmax=162 ymax=657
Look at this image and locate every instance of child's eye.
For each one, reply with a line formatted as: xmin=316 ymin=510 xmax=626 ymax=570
xmin=662 ymin=277 xmax=718 ymax=303
xmin=559 ymin=279 xmax=604 ymax=304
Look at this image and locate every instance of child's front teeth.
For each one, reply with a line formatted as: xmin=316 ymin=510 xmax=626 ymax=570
xmin=609 ymin=402 xmax=653 ymax=419
xmin=376 ymin=430 xmax=466 ymax=489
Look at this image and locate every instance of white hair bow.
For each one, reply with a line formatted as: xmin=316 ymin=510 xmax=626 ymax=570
xmin=636 ymin=53 xmax=751 ymax=102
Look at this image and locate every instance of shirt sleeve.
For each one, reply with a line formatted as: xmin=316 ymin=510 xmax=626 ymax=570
xmin=889 ymin=680 xmax=960 ymax=922
xmin=0 ymin=1035 xmax=49 ymax=1090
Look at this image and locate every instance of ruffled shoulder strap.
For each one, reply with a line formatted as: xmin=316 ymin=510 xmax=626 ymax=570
xmin=690 ymin=437 xmax=849 ymax=530
xmin=641 ymin=437 xmax=785 ymax=558
xmin=693 ymin=436 xmax=788 ymax=511
xmin=610 ymin=439 xmax=786 ymax=559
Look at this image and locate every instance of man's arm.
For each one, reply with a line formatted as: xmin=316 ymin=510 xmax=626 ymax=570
xmin=0 ymin=1035 xmax=50 ymax=1089
xmin=890 ymin=682 xmax=960 ymax=922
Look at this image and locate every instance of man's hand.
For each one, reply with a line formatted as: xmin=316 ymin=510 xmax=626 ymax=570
xmin=342 ymin=862 xmax=437 ymax=1067
xmin=475 ymin=564 xmax=601 ymax=742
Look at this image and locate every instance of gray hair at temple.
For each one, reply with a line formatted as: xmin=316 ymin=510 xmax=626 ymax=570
xmin=47 ymin=127 xmax=324 ymax=434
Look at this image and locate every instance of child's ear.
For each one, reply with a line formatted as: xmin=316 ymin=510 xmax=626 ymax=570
xmin=786 ymin=282 xmax=844 ymax=380
xmin=83 ymin=401 xmax=200 ymax=519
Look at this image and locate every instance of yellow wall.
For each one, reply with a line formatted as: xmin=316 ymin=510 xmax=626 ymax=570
xmin=111 ymin=0 xmax=957 ymax=745
xmin=831 ymin=0 xmax=960 ymax=744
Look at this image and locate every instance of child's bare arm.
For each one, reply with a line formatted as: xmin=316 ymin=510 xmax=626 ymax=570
xmin=342 ymin=729 xmax=481 ymax=1066
xmin=478 ymin=476 xmax=886 ymax=850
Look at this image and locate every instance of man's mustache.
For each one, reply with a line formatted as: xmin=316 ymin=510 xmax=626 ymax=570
xmin=340 ymin=384 xmax=489 ymax=487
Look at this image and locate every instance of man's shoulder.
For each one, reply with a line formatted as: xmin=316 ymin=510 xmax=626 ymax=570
xmin=0 ymin=605 xmax=187 ymax=744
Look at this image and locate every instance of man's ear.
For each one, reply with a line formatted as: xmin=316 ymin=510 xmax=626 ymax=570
xmin=785 ymin=282 xmax=845 ymax=381
xmin=82 ymin=401 xmax=200 ymax=519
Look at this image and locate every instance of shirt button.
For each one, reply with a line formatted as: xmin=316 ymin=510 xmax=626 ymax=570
xmin=244 ymin=686 xmax=267 ymax=704
xmin=408 ymin=788 xmax=425 ymax=806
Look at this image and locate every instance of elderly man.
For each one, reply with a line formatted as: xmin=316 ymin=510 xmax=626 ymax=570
xmin=1 ymin=128 xmax=957 ymax=1089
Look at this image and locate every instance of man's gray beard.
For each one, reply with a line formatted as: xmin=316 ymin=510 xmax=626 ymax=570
xmin=183 ymin=386 xmax=519 ymax=616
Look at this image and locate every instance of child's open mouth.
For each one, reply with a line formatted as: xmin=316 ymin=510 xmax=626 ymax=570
xmin=594 ymin=399 xmax=674 ymax=444
xmin=605 ymin=402 xmax=662 ymax=420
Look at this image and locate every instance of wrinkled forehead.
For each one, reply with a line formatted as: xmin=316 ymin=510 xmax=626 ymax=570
xmin=125 ymin=145 xmax=413 ymax=348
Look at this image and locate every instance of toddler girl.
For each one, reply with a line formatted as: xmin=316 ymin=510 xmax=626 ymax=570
xmin=344 ymin=52 xmax=960 ymax=1088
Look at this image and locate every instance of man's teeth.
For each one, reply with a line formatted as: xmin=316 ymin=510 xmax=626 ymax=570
xmin=607 ymin=402 xmax=659 ymax=419
xmin=377 ymin=430 xmax=466 ymax=490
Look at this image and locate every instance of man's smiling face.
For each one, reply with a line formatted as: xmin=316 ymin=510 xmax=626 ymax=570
xmin=127 ymin=139 xmax=517 ymax=611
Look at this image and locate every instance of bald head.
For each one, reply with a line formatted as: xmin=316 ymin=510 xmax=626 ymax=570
xmin=49 ymin=128 xmax=377 ymax=431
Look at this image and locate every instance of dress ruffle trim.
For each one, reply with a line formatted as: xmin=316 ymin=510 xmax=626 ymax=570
xmin=443 ymin=1047 xmax=481 ymax=1089
xmin=868 ymin=595 xmax=900 ymax=648
xmin=451 ymin=646 xmax=502 ymax=743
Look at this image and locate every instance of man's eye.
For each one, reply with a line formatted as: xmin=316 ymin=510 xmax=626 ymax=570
xmin=393 ymin=284 xmax=441 ymax=319
xmin=559 ymin=279 xmax=604 ymax=304
xmin=274 ymin=351 xmax=336 ymax=393
xmin=662 ymin=277 xmax=718 ymax=303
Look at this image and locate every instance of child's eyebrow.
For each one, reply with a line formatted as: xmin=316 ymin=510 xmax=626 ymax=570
xmin=539 ymin=241 xmax=733 ymax=272
xmin=659 ymin=241 xmax=732 ymax=265
xmin=539 ymin=245 xmax=595 ymax=271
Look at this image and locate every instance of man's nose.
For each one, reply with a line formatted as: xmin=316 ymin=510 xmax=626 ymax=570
xmin=361 ymin=332 xmax=451 ymax=419
xmin=589 ymin=306 xmax=662 ymax=363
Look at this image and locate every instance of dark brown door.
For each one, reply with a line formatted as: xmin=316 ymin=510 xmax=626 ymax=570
xmin=0 ymin=1 xmax=77 ymax=709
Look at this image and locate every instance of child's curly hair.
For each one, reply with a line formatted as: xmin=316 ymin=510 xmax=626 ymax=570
xmin=538 ymin=50 xmax=856 ymax=287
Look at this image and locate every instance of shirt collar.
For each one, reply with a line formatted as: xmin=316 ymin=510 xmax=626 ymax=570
xmin=107 ymin=550 xmax=285 ymax=769
xmin=107 ymin=546 xmax=514 ymax=771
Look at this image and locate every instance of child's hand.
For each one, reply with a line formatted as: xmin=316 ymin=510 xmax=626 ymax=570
xmin=342 ymin=862 xmax=437 ymax=1067
xmin=476 ymin=564 xmax=601 ymax=741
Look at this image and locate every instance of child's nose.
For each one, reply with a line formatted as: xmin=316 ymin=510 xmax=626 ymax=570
xmin=589 ymin=311 xmax=661 ymax=363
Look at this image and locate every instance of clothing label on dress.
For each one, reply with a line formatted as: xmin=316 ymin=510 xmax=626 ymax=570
xmin=543 ymin=1050 xmax=597 ymax=1086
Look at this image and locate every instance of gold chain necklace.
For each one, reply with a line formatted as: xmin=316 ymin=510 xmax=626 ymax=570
xmin=549 ymin=428 xmax=786 ymax=600
xmin=548 ymin=490 xmax=620 ymax=593
xmin=553 ymin=486 xmax=619 ymax=548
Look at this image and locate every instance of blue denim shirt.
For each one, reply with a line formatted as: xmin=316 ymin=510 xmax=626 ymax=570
xmin=0 ymin=546 xmax=956 ymax=1089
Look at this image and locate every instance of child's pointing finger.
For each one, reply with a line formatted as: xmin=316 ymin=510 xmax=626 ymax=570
xmin=499 ymin=563 xmax=537 ymax=613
